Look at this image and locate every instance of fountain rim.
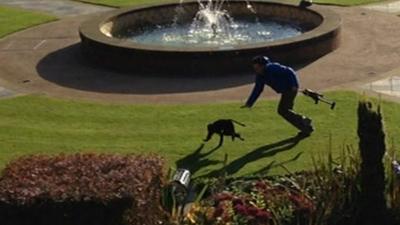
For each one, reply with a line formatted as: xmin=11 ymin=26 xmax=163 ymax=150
xmin=79 ymin=0 xmax=341 ymax=53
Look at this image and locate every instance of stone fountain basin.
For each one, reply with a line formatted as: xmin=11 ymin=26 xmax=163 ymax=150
xmin=79 ymin=0 xmax=341 ymax=75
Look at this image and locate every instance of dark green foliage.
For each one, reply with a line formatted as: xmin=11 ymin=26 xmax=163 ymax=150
xmin=356 ymin=101 xmax=388 ymax=225
xmin=0 ymin=153 xmax=166 ymax=225
xmin=185 ymin=165 xmax=361 ymax=225
xmin=308 ymin=146 xmax=361 ymax=225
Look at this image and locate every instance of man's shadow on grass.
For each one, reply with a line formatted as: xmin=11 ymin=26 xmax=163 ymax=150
xmin=203 ymin=134 xmax=306 ymax=177
xmin=176 ymin=134 xmax=307 ymax=178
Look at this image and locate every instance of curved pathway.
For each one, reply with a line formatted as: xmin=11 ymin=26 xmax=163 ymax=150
xmin=0 ymin=0 xmax=111 ymax=98
xmin=0 ymin=0 xmax=111 ymax=17
xmin=362 ymin=0 xmax=400 ymax=14
xmin=1 ymin=4 xmax=400 ymax=103
xmin=358 ymin=0 xmax=400 ymax=99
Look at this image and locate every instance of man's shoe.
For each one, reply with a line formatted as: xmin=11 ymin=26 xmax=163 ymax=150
xmin=297 ymin=125 xmax=314 ymax=138
xmin=303 ymin=117 xmax=312 ymax=127
xmin=297 ymin=130 xmax=312 ymax=138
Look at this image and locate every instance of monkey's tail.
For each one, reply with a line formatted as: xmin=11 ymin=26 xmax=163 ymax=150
xmin=231 ymin=119 xmax=246 ymax=127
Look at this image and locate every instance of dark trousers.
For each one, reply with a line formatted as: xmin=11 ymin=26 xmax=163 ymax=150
xmin=278 ymin=90 xmax=309 ymax=131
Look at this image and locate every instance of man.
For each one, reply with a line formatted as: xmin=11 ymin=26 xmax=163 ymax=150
xmin=299 ymin=0 xmax=312 ymax=8
xmin=241 ymin=56 xmax=314 ymax=136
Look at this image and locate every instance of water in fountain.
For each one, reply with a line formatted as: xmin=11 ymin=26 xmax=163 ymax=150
xmin=121 ymin=0 xmax=303 ymax=47
xmin=184 ymin=0 xmax=237 ymax=45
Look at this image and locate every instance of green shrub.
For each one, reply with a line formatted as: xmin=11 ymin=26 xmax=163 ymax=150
xmin=356 ymin=101 xmax=388 ymax=225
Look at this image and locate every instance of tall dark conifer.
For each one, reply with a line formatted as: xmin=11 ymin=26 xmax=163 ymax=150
xmin=357 ymin=101 xmax=388 ymax=225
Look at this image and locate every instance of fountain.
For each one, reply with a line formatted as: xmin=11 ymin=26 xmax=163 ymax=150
xmin=79 ymin=0 xmax=341 ymax=75
xmin=122 ymin=0 xmax=302 ymax=47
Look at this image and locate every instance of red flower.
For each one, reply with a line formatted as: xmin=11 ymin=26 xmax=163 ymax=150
xmin=214 ymin=192 xmax=233 ymax=202
xmin=256 ymin=210 xmax=271 ymax=220
xmin=247 ymin=206 xmax=259 ymax=216
xmin=289 ymin=193 xmax=315 ymax=214
xmin=254 ymin=181 xmax=268 ymax=190
xmin=213 ymin=205 xmax=224 ymax=218
xmin=232 ymin=197 xmax=244 ymax=206
xmin=234 ymin=204 xmax=248 ymax=216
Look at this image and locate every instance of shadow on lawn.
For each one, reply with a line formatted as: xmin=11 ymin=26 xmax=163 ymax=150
xmin=175 ymin=143 xmax=222 ymax=176
xmin=176 ymin=134 xmax=307 ymax=178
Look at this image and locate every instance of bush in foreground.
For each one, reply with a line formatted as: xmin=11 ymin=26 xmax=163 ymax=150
xmin=0 ymin=153 xmax=166 ymax=225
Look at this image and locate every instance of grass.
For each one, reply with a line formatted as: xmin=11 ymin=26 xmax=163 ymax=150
xmin=0 ymin=91 xmax=399 ymax=177
xmin=74 ymin=0 xmax=386 ymax=7
xmin=73 ymin=0 xmax=173 ymax=7
xmin=0 ymin=6 xmax=56 ymax=38
xmin=313 ymin=0 xmax=384 ymax=5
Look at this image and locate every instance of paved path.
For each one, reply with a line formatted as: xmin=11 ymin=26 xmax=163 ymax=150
xmin=0 ymin=0 xmax=111 ymax=17
xmin=358 ymin=1 xmax=400 ymax=98
xmin=1 ymin=5 xmax=400 ymax=103
xmin=362 ymin=0 xmax=400 ymax=14
xmin=365 ymin=75 xmax=400 ymax=96
xmin=0 ymin=86 xmax=15 ymax=98
xmin=1 ymin=3 xmax=400 ymax=103
xmin=358 ymin=68 xmax=400 ymax=102
xmin=0 ymin=0 xmax=112 ymax=98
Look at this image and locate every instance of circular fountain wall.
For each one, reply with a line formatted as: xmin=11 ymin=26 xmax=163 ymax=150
xmin=79 ymin=0 xmax=341 ymax=75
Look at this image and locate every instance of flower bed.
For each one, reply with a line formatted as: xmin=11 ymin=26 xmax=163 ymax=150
xmin=207 ymin=179 xmax=314 ymax=225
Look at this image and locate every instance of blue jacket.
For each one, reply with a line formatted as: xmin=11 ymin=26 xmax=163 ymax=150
xmin=246 ymin=62 xmax=299 ymax=107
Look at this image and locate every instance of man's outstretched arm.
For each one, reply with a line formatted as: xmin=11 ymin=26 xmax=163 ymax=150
xmin=242 ymin=76 xmax=264 ymax=108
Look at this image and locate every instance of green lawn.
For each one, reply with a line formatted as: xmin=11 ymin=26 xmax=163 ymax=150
xmin=0 ymin=6 xmax=56 ymax=38
xmin=313 ymin=0 xmax=383 ymax=5
xmin=0 ymin=92 xmax=399 ymax=177
xmin=74 ymin=0 xmax=173 ymax=7
xmin=74 ymin=0 xmax=386 ymax=7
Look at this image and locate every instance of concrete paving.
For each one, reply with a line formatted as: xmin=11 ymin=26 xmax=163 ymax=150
xmin=1 ymin=5 xmax=400 ymax=103
xmin=1 ymin=2 xmax=400 ymax=103
xmin=0 ymin=0 xmax=112 ymax=98
xmin=365 ymin=77 xmax=400 ymax=96
xmin=362 ymin=0 xmax=400 ymax=14
xmin=357 ymin=1 xmax=400 ymax=99
xmin=361 ymin=68 xmax=400 ymax=98
xmin=0 ymin=86 xmax=15 ymax=98
xmin=0 ymin=0 xmax=112 ymax=17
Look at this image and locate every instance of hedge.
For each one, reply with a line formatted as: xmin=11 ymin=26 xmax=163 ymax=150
xmin=0 ymin=153 xmax=166 ymax=225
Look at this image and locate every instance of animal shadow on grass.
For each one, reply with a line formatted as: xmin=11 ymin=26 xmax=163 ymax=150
xmin=175 ymin=143 xmax=222 ymax=176
xmin=176 ymin=134 xmax=307 ymax=178
xmin=202 ymin=134 xmax=307 ymax=178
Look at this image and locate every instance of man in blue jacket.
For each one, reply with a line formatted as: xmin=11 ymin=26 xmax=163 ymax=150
xmin=241 ymin=56 xmax=314 ymax=136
